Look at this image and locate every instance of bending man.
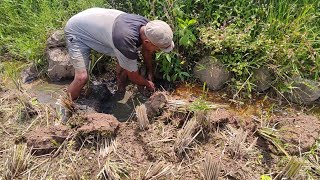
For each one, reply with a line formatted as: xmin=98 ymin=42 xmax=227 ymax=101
xmin=64 ymin=8 xmax=174 ymax=100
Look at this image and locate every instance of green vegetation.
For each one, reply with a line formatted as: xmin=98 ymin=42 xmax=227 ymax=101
xmin=1 ymin=0 xmax=319 ymax=98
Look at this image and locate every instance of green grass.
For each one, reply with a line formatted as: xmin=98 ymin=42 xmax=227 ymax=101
xmin=0 ymin=0 xmax=109 ymax=65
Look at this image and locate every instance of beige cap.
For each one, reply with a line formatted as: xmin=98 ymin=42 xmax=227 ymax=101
xmin=145 ymin=20 xmax=174 ymax=52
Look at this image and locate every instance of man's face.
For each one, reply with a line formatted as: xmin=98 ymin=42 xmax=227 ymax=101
xmin=143 ymin=40 xmax=160 ymax=53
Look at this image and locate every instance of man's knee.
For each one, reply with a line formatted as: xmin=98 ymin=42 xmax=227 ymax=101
xmin=74 ymin=70 xmax=89 ymax=84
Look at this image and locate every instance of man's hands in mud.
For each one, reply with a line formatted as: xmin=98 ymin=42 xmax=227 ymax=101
xmin=146 ymin=80 xmax=155 ymax=91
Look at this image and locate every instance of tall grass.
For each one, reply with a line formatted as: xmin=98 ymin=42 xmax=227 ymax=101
xmin=0 ymin=0 xmax=109 ymax=65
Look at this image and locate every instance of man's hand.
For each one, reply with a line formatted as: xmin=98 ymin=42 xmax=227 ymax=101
xmin=147 ymin=72 xmax=154 ymax=81
xmin=146 ymin=80 xmax=155 ymax=91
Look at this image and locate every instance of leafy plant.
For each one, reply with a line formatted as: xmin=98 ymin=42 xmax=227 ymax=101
xmin=177 ymin=18 xmax=197 ymax=48
xmin=155 ymin=52 xmax=190 ymax=82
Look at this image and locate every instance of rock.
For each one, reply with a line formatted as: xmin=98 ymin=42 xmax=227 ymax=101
xmin=253 ymin=67 xmax=274 ymax=92
xmin=46 ymin=30 xmax=74 ymax=81
xmin=275 ymin=115 xmax=320 ymax=155
xmin=20 ymin=64 xmax=38 ymax=83
xmin=26 ymin=125 xmax=71 ymax=155
xmin=46 ymin=30 xmax=66 ymax=48
xmin=77 ymin=113 xmax=120 ymax=138
xmin=145 ymin=92 xmax=167 ymax=119
xmin=285 ymin=78 xmax=320 ymax=104
xmin=193 ymin=56 xmax=230 ymax=90
xmin=46 ymin=47 xmax=74 ymax=81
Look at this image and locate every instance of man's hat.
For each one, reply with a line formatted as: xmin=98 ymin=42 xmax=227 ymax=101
xmin=145 ymin=20 xmax=174 ymax=52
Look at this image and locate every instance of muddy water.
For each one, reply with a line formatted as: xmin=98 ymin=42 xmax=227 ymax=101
xmin=26 ymin=80 xmax=149 ymax=121
xmin=25 ymin=80 xmax=69 ymax=105
xmin=26 ymin=80 xmax=320 ymax=122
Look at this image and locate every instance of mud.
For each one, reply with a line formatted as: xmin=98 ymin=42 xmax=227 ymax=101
xmin=275 ymin=115 xmax=320 ymax=154
xmin=26 ymin=125 xmax=71 ymax=155
xmin=2 ymin=78 xmax=320 ymax=179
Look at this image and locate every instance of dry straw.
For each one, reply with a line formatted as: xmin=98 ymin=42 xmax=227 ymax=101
xmin=174 ymin=112 xmax=204 ymax=157
xmin=143 ymin=161 xmax=172 ymax=180
xmin=202 ymin=154 xmax=220 ymax=180
xmin=3 ymin=144 xmax=32 ymax=180
xmin=135 ymin=104 xmax=150 ymax=130
xmin=226 ymin=125 xmax=248 ymax=159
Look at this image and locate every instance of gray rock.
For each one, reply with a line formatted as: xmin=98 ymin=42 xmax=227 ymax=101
xmin=193 ymin=56 xmax=230 ymax=90
xmin=285 ymin=78 xmax=320 ymax=104
xmin=21 ymin=64 xmax=38 ymax=83
xmin=253 ymin=67 xmax=274 ymax=92
xmin=46 ymin=47 xmax=74 ymax=81
xmin=46 ymin=30 xmax=66 ymax=48
xmin=46 ymin=30 xmax=74 ymax=81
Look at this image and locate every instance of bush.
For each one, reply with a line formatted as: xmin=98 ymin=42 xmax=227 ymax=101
xmin=199 ymin=0 xmax=320 ymax=98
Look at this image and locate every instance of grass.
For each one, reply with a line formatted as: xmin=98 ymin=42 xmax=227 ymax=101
xmin=0 ymin=0 xmax=109 ymax=66
xmin=3 ymin=144 xmax=32 ymax=180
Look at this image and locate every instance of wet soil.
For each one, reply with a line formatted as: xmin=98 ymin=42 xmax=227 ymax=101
xmin=1 ymin=78 xmax=320 ymax=179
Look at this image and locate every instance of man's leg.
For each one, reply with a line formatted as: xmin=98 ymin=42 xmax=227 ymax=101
xmin=117 ymin=62 xmax=128 ymax=92
xmin=68 ymin=68 xmax=88 ymax=100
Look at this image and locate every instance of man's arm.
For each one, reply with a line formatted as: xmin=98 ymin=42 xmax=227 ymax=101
xmin=141 ymin=46 xmax=154 ymax=81
xmin=126 ymin=70 xmax=155 ymax=90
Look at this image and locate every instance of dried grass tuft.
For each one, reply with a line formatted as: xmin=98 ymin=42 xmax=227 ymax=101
xmin=56 ymin=93 xmax=74 ymax=113
xmin=99 ymin=138 xmax=118 ymax=158
xmin=202 ymin=155 xmax=220 ymax=180
xmin=66 ymin=165 xmax=81 ymax=180
xmin=3 ymin=144 xmax=32 ymax=180
xmin=275 ymin=156 xmax=303 ymax=180
xmin=135 ymin=104 xmax=150 ymax=130
xmin=97 ymin=158 xmax=129 ymax=180
xmin=226 ymin=125 xmax=248 ymax=159
xmin=174 ymin=115 xmax=202 ymax=157
xmin=143 ymin=161 xmax=172 ymax=180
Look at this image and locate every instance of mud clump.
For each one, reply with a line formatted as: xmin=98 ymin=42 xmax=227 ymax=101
xmin=145 ymin=92 xmax=167 ymax=119
xmin=275 ymin=115 xmax=320 ymax=155
xmin=76 ymin=113 xmax=120 ymax=143
xmin=26 ymin=125 xmax=71 ymax=155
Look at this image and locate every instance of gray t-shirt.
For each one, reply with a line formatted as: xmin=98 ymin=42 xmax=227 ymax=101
xmin=113 ymin=13 xmax=149 ymax=60
xmin=65 ymin=8 xmax=149 ymax=72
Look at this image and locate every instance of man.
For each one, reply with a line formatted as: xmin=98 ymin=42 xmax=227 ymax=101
xmin=64 ymin=8 xmax=174 ymax=100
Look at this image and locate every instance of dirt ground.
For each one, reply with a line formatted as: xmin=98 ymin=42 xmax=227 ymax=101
xmin=1 ymin=80 xmax=320 ymax=180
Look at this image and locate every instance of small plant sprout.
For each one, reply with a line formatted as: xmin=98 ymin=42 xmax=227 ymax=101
xmin=135 ymin=104 xmax=150 ymax=130
xmin=143 ymin=161 xmax=173 ymax=180
xmin=4 ymin=144 xmax=32 ymax=180
xmin=201 ymin=154 xmax=221 ymax=180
